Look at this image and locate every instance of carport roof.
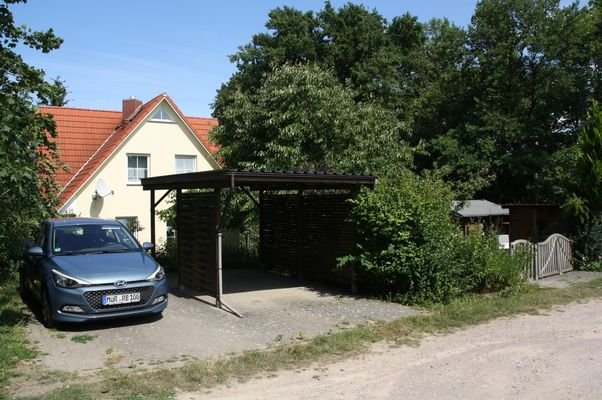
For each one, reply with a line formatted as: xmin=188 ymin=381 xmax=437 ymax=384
xmin=141 ymin=169 xmax=377 ymax=191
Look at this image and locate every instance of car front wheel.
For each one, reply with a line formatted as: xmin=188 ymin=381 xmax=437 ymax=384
xmin=40 ymin=288 xmax=55 ymax=329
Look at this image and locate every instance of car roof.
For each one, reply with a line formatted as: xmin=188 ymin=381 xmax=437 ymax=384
xmin=48 ymin=218 xmax=122 ymax=227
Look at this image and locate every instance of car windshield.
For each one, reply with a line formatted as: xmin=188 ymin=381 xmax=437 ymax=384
xmin=52 ymin=224 xmax=140 ymax=255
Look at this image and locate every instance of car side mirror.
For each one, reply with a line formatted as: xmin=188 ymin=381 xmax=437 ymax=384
xmin=26 ymin=246 xmax=45 ymax=257
xmin=142 ymin=242 xmax=154 ymax=251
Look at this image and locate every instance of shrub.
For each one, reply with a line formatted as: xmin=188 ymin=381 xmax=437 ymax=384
xmin=154 ymin=239 xmax=177 ymax=272
xmin=449 ymin=233 xmax=526 ymax=294
xmin=340 ymin=172 xmax=526 ymax=304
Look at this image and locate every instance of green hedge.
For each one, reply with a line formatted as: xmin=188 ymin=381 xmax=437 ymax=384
xmin=340 ymin=173 xmax=525 ymax=304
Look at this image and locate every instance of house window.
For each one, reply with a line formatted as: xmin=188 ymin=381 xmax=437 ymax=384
xmin=127 ymin=154 xmax=149 ymax=184
xmin=116 ymin=216 xmax=141 ymax=238
xmin=166 ymin=222 xmax=177 ymax=242
xmin=175 ymin=155 xmax=196 ymax=174
xmin=150 ymin=106 xmax=174 ymax=122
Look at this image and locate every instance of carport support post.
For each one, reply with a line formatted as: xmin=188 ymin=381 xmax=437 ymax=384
xmin=216 ymin=230 xmax=242 ymax=318
xmin=176 ymin=189 xmax=182 ymax=289
xmin=296 ymin=189 xmax=304 ymax=279
xmin=150 ymin=189 xmax=156 ymax=257
xmin=217 ymin=231 xmax=223 ymax=309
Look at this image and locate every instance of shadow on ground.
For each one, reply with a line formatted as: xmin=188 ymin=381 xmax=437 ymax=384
xmin=21 ymin=268 xmax=417 ymax=375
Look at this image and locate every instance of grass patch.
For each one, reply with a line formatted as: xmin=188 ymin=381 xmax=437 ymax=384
xmin=13 ymin=278 xmax=602 ymax=400
xmin=22 ymin=385 xmax=98 ymax=400
xmin=70 ymin=334 xmax=96 ymax=344
xmin=0 ymin=274 xmax=37 ymax=399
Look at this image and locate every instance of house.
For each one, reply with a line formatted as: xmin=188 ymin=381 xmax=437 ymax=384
xmin=42 ymin=93 xmax=220 ymax=243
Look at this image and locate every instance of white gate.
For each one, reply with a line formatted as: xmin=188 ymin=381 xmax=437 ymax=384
xmin=511 ymin=234 xmax=573 ymax=280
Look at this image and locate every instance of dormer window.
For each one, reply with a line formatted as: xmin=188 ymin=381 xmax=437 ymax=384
xmin=150 ymin=105 xmax=174 ymax=122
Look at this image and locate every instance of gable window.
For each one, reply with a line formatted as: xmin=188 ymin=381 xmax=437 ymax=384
xmin=150 ymin=105 xmax=174 ymax=122
xmin=175 ymin=155 xmax=196 ymax=174
xmin=127 ymin=154 xmax=149 ymax=184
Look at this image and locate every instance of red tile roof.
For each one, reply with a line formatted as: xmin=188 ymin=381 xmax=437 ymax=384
xmin=41 ymin=93 xmax=219 ymax=207
xmin=185 ymin=116 xmax=219 ymax=154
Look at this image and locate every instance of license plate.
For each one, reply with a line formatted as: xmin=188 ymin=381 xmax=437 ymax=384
xmin=102 ymin=292 xmax=141 ymax=305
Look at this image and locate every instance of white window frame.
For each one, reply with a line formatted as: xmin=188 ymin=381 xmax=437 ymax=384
xmin=150 ymin=105 xmax=175 ymax=123
xmin=166 ymin=222 xmax=177 ymax=242
xmin=175 ymin=155 xmax=197 ymax=174
xmin=127 ymin=153 xmax=149 ymax=185
xmin=116 ymin=216 xmax=140 ymax=238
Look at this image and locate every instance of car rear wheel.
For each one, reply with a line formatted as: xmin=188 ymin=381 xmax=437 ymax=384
xmin=40 ymin=288 xmax=55 ymax=329
xmin=18 ymin=270 xmax=30 ymax=300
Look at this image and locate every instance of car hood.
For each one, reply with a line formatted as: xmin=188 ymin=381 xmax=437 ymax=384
xmin=50 ymin=251 xmax=159 ymax=284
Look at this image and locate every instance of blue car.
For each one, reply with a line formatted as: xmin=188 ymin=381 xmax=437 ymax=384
xmin=21 ymin=218 xmax=168 ymax=328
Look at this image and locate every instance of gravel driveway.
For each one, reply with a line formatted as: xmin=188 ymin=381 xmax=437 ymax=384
xmin=179 ymin=298 xmax=602 ymax=400
xmin=23 ymin=269 xmax=417 ymax=373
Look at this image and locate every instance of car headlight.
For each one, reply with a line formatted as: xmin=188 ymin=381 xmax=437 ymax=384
xmin=146 ymin=266 xmax=165 ymax=282
xmin=51 ymin=269 xmax=91 ymax=289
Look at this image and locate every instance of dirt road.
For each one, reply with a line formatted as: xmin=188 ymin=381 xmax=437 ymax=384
xmin=178 ymin=299 xmax=602 ymax=400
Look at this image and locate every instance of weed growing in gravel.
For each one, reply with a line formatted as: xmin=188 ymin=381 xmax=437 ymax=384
xmin=70 ymin=334 xmax=96 ymax=344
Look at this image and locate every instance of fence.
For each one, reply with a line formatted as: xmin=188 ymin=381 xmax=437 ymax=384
xmin=511 ymin=233 xmax=573 ymax=280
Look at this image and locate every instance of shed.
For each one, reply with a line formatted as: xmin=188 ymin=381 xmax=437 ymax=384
xmin=141 ymin=169 xmax=376 ymax=313
xmin=502 ymin=204 xmax=565 ymax=242
xmin=452 ymin=200 xmax=510 ymax=236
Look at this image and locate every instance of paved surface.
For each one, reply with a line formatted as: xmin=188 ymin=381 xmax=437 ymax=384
xmin=23 ymin=269 xmax=418 ymax=373
xmin=533 ymin=270 xmax=602 ymax=289
xmin=179 ymin=299 xmax=602 ymax=400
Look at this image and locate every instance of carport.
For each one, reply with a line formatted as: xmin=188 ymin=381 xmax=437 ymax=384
xmin=141 ymin=169 xmax=376 ymax=314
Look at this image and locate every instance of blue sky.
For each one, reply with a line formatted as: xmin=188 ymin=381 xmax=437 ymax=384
xmin=11 ymin=0 xmax=571 ymax=117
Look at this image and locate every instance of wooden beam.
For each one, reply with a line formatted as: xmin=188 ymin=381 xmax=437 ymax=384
xmin=176 ymin=189 xmax=182 ymax=289
xmin=154 ymin=189 xmax=173 ymax=208
xmin=150 ymin=190 xmax=156 ymax=257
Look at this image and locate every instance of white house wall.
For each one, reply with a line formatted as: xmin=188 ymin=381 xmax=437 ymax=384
xmin=62 ymin=108 xmax=217 ymax=244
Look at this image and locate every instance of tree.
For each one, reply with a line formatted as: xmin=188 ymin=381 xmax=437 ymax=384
xmin=589 ymin=0 xmax=602 ymax=102
xmin=39 ymin=76 xmax=69 ymax=106
xmin=564 ymin=100 xmax=602 ymax=221
xmin=214 ymin=0 xmax=596 ymax=204
xmin=214 ymin=2 xmax=407 ymax=117
xmin=431 ymin=0 xmax=591 ymax=202
xmin=0 ymin=0 xmax=64 ymax=271
xmin=211 ymin=63 xmax=410 ymax=174
xmin=559 ymin=99 xmax=602 ymax=269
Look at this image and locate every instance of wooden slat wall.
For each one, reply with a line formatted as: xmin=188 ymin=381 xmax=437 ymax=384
xmin=177 ymin=191 xmax=218 ymax=296
xmin=301 ymin=193 xmax=354 ymax=285
xmin=260 ymin=191 xmax=355 ymax=287
xmin=259 ymin=193 xmax=298 ymax=275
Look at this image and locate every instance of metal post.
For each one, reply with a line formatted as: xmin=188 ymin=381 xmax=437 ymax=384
xmin=217 ymin=231 xmax=223 ymax=309
xmin=215 ymin=230 xmax=242 ymax=318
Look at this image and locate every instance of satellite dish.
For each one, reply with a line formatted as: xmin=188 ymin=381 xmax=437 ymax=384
xmin=92 ymin=178 xmax=114 ymax=200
